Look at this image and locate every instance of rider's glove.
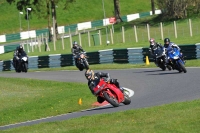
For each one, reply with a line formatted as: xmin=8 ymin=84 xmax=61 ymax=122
xmin=16 ymin=56 xmax=19 ymax=60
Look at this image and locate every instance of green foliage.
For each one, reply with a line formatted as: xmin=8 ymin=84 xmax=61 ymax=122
xmin=156 ymin=0 xmax=200 ymax=20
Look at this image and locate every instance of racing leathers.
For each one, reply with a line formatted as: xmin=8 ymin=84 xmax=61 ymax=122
xmin=149 ymin=43 xmax=165 ymax=66
xmin=71 ymin=44 xmax=85 ymax=68
xmin=164 ymin=42 xmax=184 ymax=65
xmin=12 ymin=47 xmax=27 ymax=70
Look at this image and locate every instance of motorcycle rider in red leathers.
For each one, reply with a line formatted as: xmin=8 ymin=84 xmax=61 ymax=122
xmin=85 ymin=69 xmax=124 ymax=103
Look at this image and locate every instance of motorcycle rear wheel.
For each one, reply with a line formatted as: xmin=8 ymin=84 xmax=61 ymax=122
xmin=103 ymin=91 xmax=119 ymax=107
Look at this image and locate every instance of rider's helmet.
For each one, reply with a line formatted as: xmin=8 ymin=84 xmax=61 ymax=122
xmin=164 ymin=38 xmax=170 ymax=45
xmin=85 ymin=69 xmax=94 ymax=81
xmin=149 ymin=38 xmax=155 ymax=46
xmin=18 ymin=44 xmax=23 ymax=53
xmin=73 ymin=41 xmax=78 ymax=49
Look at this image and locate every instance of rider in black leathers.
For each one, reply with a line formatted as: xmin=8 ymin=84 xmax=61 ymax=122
xmin=71 ymin=41 xmax=85 ymax=68
xmin=149 ymin=38 xmax=164 ymax=66
xmin=85 ymin=69 xmax=124 ymax=103
xmin=12 ymin=45 xmax=27 ymax=70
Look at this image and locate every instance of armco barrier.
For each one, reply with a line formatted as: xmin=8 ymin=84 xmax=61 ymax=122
xmin=113 ymin=49 xmax=129 ymax=63
xmin=179 ymin=45 xmax=197 ymax=60
xmin=29 ymin=56 xmax=39 ymax=69
xmin=2 ymin=60 xmax=12 ymax=71
xmin=0 ymin=44 xmax=199 ymax=71
xmin=49 ymin=54 xmax=61 ymax=68
xmin=0 ymin=61 xmax=3 ymax=71
xmin=87 ymin=52 xmax=100 ymax=65
xmin=128 ymin=48 xmax=144 ymax=64
xmin=196 ymin=43 xmax=200 ymax=59
xmin=99 ymin=49 xmax=113 ymax=64
xmin=60 ymin=54 xmax=73 ymax=67
xmin=38 ymin=56 xmax=49 ymax=68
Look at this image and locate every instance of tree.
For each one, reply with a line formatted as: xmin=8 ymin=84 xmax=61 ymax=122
xmin=151 ymin=0 xmax=155 ymax=15
xmin=113 ymin=0 xmax=123 ymax=23
xmin=157 ymin=0 xmax=200 ymax=19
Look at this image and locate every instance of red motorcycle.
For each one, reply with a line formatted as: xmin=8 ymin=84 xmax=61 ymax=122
xmin=93 ymin=79 xmax=131 ymax=107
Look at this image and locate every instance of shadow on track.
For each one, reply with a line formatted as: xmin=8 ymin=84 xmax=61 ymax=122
xmin=133 ymin=69 xmax=163 ymax=73
xmin=147 ymin=72 xmax=182 ymax=75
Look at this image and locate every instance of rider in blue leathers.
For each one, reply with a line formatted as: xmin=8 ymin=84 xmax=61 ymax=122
xmin=164 ymin=38 xmax=185 ymax=67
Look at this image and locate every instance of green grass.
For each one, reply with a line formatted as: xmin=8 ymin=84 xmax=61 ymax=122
xmin=0 ymin=77 xmax=95 ymax=126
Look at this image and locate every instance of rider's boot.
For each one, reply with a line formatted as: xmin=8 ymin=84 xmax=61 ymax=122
xmin=97 ymin=96 xmax=105 ymax=103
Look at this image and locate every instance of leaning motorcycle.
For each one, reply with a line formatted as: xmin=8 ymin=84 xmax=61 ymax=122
xmin=167 ymin=47 xmax=187 ymax=73
xmin=93 ymin=79 xmax=131 ymax=107
xmin=152 ymin=47 xmax=168 ymax=71
xmin=15 ymin=55 xmax=28 ymax=73
xmin=75 ymin=52 xmax=89 ymax=71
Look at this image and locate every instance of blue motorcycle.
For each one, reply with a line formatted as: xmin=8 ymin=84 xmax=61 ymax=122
xmin=167 ymin=47 xmax=187 ymax=73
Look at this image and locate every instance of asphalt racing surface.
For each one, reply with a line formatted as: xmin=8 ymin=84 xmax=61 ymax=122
xmin=0 ymin=68 xmax=200 ymax=130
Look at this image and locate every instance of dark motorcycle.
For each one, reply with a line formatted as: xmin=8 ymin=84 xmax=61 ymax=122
xmin=167 ymin=47 xmax=187 ymax=73
xmin=93 ymin=79 xmax=131 ymax=107
xmin=14 ymin=55 xmax=28 ymax=73
xmin=75 ymin=52 xmax=89 ymax=71
xmin=152 ymin=47 xmax=169 ymax=71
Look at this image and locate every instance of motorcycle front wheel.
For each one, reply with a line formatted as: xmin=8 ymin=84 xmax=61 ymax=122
xmin=103 ymin=91 xmax=119 ymax=107
xmin=178 ymin=61 xmax=187 ymax=73
xmin=83 ymin=59 xmax=89 ymax=70
xmin=159 ymin=63 xmax=166 ymax=71
xmin=23 ymin=63 xmax=28 ymax=73
xmin=122 ymin=91 xmax=131 ymax=105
